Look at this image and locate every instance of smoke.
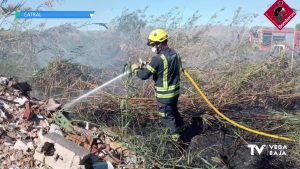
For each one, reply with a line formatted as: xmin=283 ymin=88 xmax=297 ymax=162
xmin=33 ymin=24 xmax=125 ymax=71
xmin=0 ymin=8 xmax=263 ymax=81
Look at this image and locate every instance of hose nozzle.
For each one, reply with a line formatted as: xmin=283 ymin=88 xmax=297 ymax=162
xmin=139 ymin=58 xmax=147 ymax=68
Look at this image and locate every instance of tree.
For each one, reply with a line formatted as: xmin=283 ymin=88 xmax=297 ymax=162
xmin=111 ymin=9 xmax=147 ymax=33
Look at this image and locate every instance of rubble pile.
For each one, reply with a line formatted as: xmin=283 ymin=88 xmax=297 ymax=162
xmin=0 ymin=77 xmax=142 ymax=169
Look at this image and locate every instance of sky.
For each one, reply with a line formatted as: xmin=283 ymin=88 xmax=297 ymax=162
xmin=8 ymin=0 xmax=300 ymax=30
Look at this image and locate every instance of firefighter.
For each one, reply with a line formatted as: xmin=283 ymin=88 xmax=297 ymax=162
xmin=131 ymin=28 xmax=184 ymax=141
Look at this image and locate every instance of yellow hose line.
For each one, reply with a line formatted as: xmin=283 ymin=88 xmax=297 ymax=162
xmin=183 ymin=69 xmax=297 ymax=142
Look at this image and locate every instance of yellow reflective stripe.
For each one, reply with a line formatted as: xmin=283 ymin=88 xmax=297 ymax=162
xmin=155 ymin=84 xmax=180 ymax=92
xmin=171 ymin=134 xmax=180 ymax=141
xmin=158 ymin=112 xmax=166 ymax=117
xmin=160 ymin=55 xmax=168 ymax=88
xmin=146 ymin=65 xmax=156 ymax=73
xmin=156 ymin=91 xmax=180 ymax=99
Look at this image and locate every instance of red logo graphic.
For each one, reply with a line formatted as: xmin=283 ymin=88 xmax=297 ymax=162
xmin=264 ymin=0 xmax=296 ymax=30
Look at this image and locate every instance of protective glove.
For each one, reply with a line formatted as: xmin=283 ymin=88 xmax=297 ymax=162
xmin=131 ymin=63 xmax=140 ymax=72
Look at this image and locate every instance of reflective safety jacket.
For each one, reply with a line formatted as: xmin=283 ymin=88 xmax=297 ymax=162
xmin=134 ymin=47 xmax=182 ymax=104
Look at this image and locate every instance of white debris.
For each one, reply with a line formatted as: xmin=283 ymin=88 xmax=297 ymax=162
xmin=0 ymin=109 xmax=6 ymax=119
xmin=13 ymin=140 xmax=29 ymax=152
xmin=37 ymin=115 xmax=44 ymax=119
xmin=0 ymin=77 xmax=9 ymax=85
xmin=0 ymin=102 xmax=10 ymax=119
xmin=4 ymin=142 xmax=13 ymax=146
xmin=27 ymin=141 xmax=35 ymax=150
xmin=9 ymin=165 xmax=20 ymax=169
xmin=1 ymin=102 xmax=10 ymax=109
xmin=49 ymin=123 xmax=63 ymax=136
xmin=107 ymin=161 xmax=114 ymax=169
xmin=13 ymin=97 xmax=28 ymax=106
xmin=85 ymin=122 xmax=89 ymax=130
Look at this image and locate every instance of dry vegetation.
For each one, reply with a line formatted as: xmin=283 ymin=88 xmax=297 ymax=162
xmin=32 ymin=55 xmax=299 ymax=169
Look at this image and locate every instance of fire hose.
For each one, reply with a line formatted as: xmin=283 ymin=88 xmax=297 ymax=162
xmin=183 ymin=69 xmax=297 ymax=143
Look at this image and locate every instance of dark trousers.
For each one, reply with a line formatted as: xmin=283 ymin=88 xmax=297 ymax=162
xmin=157 ymin=101 xmax=183 ymax=133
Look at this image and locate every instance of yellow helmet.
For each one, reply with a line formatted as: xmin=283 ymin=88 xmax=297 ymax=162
xmin=147 ymin=28 xmax=168 ymax=46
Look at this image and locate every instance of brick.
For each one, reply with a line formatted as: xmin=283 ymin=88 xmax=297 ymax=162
xmin=23 ymin=102 xmax=34 ymax=120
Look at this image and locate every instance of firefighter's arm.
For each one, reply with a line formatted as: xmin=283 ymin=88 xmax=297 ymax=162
xmin=134 ymin=57 xmax=159 ymax=80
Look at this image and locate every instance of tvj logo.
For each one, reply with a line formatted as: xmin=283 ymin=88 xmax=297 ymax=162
xmin=247 ymin=144 xmax=288 ymax=156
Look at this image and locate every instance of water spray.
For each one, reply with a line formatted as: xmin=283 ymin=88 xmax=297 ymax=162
xmin=63 ymin=70 xmax=130 ymax=109
xmin=52 ymin=63 xmax=134 ymax=131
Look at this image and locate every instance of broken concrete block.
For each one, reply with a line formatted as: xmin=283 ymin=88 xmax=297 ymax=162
xmin=34 ymin=133 xmax=90 ymax=169
xmin=13 ymin=97 xmax=28 ymax=106
xmin=45 ymin=98 xmax=61 ymax=112
xmin=13 ymin=140 xmax=28 ymax=152
xmin=49 ymin=124 xmax=63 ymax=136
